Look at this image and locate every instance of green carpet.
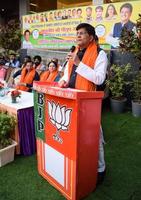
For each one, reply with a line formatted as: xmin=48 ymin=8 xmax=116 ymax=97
xmin=0 ymin=111 xmax=141 ymax=200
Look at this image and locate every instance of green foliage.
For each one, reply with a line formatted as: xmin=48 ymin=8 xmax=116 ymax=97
xmin=119 ymin=14 xmax=141 ymax=63
xmin=131 ymin=71 xmax=141 ymax=103
xmin=119 ymin=14 xmax=141 ymax=103
xmin=0 ymin=113 xmax=16 ymax=149
xmin=0 ymin=20 xmax=21 ymax=55
xmin=106 ymin=64 xmax=131 ymax=99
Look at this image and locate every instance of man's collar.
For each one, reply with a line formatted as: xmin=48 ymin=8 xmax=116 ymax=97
xmin=79 ymin=48 xmax=87 ymax=52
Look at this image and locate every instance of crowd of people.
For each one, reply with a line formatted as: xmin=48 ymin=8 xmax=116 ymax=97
xmin=0 ymin=53 xmax=64 ymax=92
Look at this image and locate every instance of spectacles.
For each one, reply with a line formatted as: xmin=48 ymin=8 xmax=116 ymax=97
xmin=76 ymin=31 xmax=88 ymax=36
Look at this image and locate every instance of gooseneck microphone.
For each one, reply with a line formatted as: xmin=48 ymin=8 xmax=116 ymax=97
xmin=61 ymin=46 xmax=76 ymax=69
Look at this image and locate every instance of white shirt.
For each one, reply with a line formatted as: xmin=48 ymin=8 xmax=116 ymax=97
xmin=61 ymin=50 xmax=108 ymax=86
xmin=106 ymin=25 xmax=120 ymax=48
xmin=5 ymin=60 xmax=20 ymax=68
xmin=22 ymin=40 xmax=33 ymax=49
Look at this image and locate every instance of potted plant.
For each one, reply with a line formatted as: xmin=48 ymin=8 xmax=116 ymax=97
xmin=119 ymin=14 xmax=141 ymax=117
xmin=106 ymin=63 xmax=131 ymax=113
xmin=10 ymin=89 xmax=21 ymax=103
xmin=131 ymin=71 xmax=141 ymax=117
xmin=0 ymin=112 xmax=17 ymax=167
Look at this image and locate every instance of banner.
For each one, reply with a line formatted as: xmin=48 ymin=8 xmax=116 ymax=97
xmin=22 ymin=1 xmax=141 ymax=50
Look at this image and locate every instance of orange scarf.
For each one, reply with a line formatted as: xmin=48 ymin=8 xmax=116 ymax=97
xmin=40 ymin=70 xmax=50 ymax=81
xmin=16 ymin=67 xmax=36 ymax=91
xmin=68 ymin=42 xmax=98 ymax=91
xmin=40 ymin=70 xmax=58 ymax=82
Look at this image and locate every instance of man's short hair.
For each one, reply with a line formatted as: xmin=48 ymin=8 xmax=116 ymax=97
xmin=33 ymin=55 xmax=42 ymax=62
xmin=95 ymin=6 xmax=103 ymax=11
xmin=86 ymin=7 xmax=92 ymax=11
xmin=24 ymin=30 xmax=30 ymax=35
xmin=76 ymin=23 xmax=96 ymax=39
xmin=24 ymin=55 xmax=31 ymax=61
xmin=120 ymin=3 xmax=133 ymax=13
xmin=77 ymin=8 xmax=82 ymax=13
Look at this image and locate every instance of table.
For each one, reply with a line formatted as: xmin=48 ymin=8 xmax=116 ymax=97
xmin=0 ymin=90 xmax=36 ymax=156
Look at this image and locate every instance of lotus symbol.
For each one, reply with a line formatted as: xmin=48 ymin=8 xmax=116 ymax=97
xmin=48 ymin=101 xmax=72 ymax=144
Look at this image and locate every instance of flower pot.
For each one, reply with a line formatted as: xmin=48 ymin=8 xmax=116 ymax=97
xmin=0 ymin=140 xmax=17 ymax=167
xmin=132 ymin=101 xmax=141 ymax=117
xmin=110 ymin=98 xmax=127 ymax=113
xmin=11 ymin=97 xmax=17 ymax=103
xmin=0 ymin=88 xmax=6 ymax=97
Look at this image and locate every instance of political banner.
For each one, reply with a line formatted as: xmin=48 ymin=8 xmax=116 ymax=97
xmin=22 ymin=1 xmax=141 ymax=50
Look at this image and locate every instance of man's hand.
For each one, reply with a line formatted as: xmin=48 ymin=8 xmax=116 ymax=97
xmin=66 ymin=52 xmax=80 ymax=66
xmin=58 ymin=80 xmax=68 ymax=88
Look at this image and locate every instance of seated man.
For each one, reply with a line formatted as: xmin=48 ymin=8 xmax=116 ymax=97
xmin=5 ymin=53 xmax=20 ymax=68
xmin=33 ymin=55 xmax=46 ymax=74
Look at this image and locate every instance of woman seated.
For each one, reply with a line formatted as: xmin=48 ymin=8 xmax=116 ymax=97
xmin=12 ymin=61 xmax=40 ymax=92
xmin=40 ymin=61 xmax=61 ymax=82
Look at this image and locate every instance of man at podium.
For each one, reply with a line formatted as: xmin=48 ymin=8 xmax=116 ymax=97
xmin=59 ymin=23 xmax=108 ymax=184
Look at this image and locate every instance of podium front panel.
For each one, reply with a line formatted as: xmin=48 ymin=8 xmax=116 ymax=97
xmin=34 ymin=82 xmax=104 ymax=200
xmin=45 ymin=95 xmax=77 ymax=160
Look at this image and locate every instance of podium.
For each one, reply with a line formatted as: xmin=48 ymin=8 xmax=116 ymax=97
xmin=33 ymin=82 xmax=104 ymax=200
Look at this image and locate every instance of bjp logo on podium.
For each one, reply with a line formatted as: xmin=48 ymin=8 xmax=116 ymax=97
xmin=48 ymin=101 xmax=72 ymax=144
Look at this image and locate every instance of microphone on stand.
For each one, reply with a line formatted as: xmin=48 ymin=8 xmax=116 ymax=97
xmin=61 ymin=46 xmax=76 ymax=69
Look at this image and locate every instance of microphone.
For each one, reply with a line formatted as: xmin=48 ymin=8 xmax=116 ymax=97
xmin=61 ymin=46 xmax=76 ymax=69
xmin=70 ymin=45 xmax=76 ymax=52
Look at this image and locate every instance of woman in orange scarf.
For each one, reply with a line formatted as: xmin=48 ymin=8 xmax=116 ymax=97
xmin=13 ymin=61 xmax=40 ymax=92
xmin=40 ymin=61 xmax=61 ymax=82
